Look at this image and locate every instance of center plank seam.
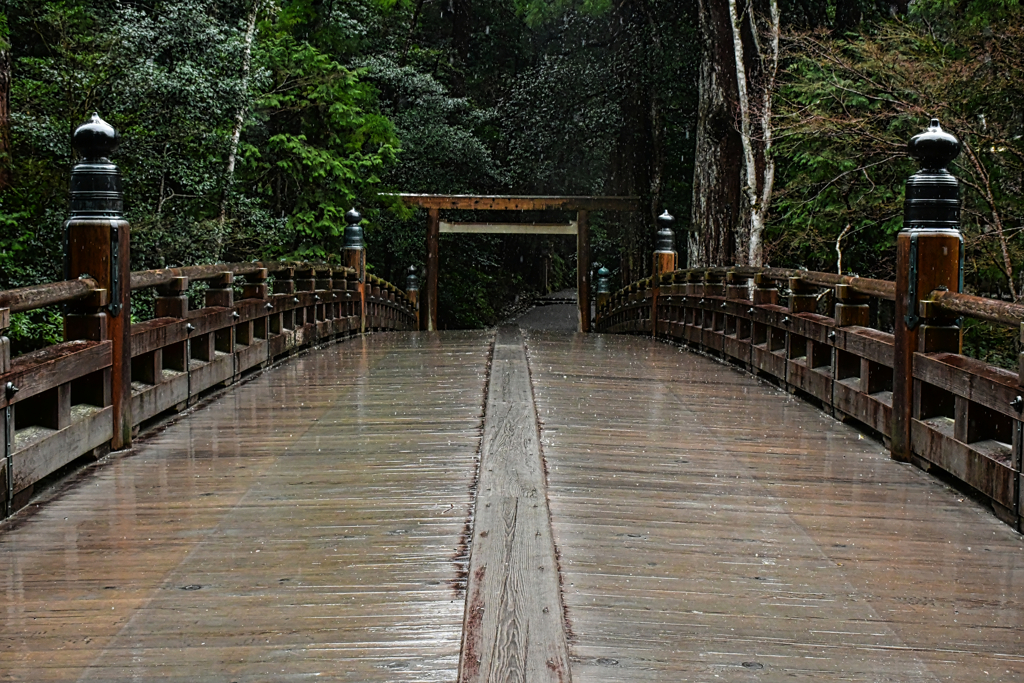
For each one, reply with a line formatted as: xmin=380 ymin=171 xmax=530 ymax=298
xmin=458 ymin=327 xmax=572 ymax=683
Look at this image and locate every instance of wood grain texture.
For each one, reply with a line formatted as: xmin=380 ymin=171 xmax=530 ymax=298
xmin=459 ymin=328 xmax=571 ymax=683
xmin=0 ymin=331 xmax=492 ymax=682
xmin=525 ymin=331 xmax=1024 ymax=683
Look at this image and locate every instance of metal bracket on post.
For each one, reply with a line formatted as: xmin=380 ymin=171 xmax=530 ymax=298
xmin=4 ymin=405 xmax=11 ymax=518
xmin=959 ymin=234 xmax=965 ymax=293
xmin=4 ymin=405 xmax=11 ymax=517
xmin=1015 ymin=419 xmax=1023 ymax=523
xmin=4 ymin=381 xmax=16 ymax=518
xmin=905 ymin=232 xmax=920 ymax=330
xmin=109 ymin=223 xmax=121 ymax=316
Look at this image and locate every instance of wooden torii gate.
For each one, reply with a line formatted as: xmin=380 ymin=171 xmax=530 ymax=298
xmin=396 ymin=195 xmax=642 ymax=332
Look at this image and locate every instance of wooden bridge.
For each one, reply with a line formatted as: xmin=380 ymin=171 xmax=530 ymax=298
xmin=3 ymin=119 xmax=1024 ymax=681
xmin=2 ymin=319 xmax=1023 ymax=682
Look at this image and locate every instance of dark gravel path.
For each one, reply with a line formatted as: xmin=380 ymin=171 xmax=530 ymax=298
xmin=509 ymin=289 xmax=579 ymax=332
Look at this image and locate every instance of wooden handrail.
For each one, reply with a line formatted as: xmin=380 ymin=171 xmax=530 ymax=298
xmin=664 ymin=267 xmax=896 ymax=301
xmin=0 ymin=263 xmax=362 ymax=314
xmin=130 ymin=261 xmax=356 ymax=291
xmin=0 ymin=278 xmax=100 ymax=313
xmin=930 ymin=290 xmax=1024 ymax=328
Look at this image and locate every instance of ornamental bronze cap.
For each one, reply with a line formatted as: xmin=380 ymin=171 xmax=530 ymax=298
xmin=344 ymin=208 xmax=364 ymax=249
xmin=406 ymin=265 xmax=420 ymax=292
xmin=655 ymin=210 xmax=675 ymax=252
xmin=904 ymin=119 xmax=960 ymax=231
xmin=69 ymin=113 xmax=123 ymax=218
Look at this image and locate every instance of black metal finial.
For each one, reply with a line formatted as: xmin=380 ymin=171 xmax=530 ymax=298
xmin=68 ymin=113 xmax=123 ymax=218
xmin=73 ymin=113 xmax=120 ymax=161
xmin=596 ymin=266 xmax=611 ymax=294
xmin=655 ymin=210 xmax=675 ymax=252
xmin=908 ymin=119 xmax=960 ymax=171
xmin=343 ymin=208 xmax=364 ymax=249
xmin=406 ymin=265 xmax=420 ymax=292
xmin=904 ymin=120 xmax=960 ymax=232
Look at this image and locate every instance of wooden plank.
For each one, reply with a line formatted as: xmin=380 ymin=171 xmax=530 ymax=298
xmin=440 ymin=222 xmax=578 ymax=235
xmin=131 ymin=372 xmax=188 ymax=424
xmin=914 ymin=351 xmax=1020 ymax=418
xmin=131 ymin=318 xmax=187 ymax=357
xmin=0 ymin=331 xmax=492 ymax=682
xmin=11 ymin=406 xmax=112 ymax=494
xmin=1 ymin=341 xmax=111 ymax=405
xmin=527 ymin=331 xmax=1024 ymax=682
xmin=460 ymin=328 xmax=571 ymax=683
xmin=394 ymin=194 xmax=641 ymax=212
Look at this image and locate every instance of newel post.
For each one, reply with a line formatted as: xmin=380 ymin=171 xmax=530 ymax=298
xmin=892 ymin=120 xmax=963 ymax=462
xmin=652 ymin=211 xmax=677 ymax=338
xmin=343 ymin=209 xmax=367 ymax=334
xmin=64 ymin=114 xmax=132 ymax=450
xmin=406 ymin=266 xmax=420 ymax=331
xmin=595 ymin=267 xmax=611 ymax=323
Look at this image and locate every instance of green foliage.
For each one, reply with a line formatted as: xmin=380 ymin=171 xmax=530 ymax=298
xmin=771 ymin=14 xmax=1024 ymax=288
xmin=252 ymin=27 xmax=399 ymax=259
xmin=911 ymin=0 xmax=1020 ymax=24
xmin=7 ymin=309 xmax=64 ymax=355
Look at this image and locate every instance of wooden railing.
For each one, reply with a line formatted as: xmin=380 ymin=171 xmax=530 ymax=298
xmin=595 ymin=266 xmax=1024 ymax=531
xmin=0 ymin=262 xmax=416 ymax=517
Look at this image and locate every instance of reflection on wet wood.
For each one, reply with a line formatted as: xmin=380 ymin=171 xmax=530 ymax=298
xmin=0 ymin=332 xmax=492 ymax=682
xmin=526 ymin=332 xmax=1024 ymax=683
xmin=459 ymin=328 xmax=570 ymax=683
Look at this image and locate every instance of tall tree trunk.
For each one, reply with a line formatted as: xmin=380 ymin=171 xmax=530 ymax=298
xmin=690 ymin=0 xmax=779 ymax=268
xmin=730 ymin=0 xmax=779 ymax=266
xmin=217 ymin=0 xmax=262 ymax=255
xmin=0 ymin=43 xmax=11 ymax=190
xmin=689 ymin=0 xmax=743 ymax=267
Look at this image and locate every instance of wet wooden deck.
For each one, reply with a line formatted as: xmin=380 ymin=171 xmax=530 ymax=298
xmin=2 ymin=330 xmax=1023 ymax=682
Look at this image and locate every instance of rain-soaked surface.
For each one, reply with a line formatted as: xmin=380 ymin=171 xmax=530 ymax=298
xmin=509 ymin=289 xmax=579 ymax=331
xmin=526 ymin=331 xmax=1024 ymax=682
xmin=0 ymin=332 xmax=491 ymax=683
xmin=2 ymin=329 xmax=1023 ymax=682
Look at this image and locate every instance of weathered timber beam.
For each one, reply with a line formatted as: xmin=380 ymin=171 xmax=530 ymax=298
xmin=931 ymin=290 xmax=1024 ymax=328
xmin=392 ymin=193 xmax=642 ymax=212
xmin=669 ymin=267 xmax=896 ymax=302
xmin=439 ymin=221 xmax=578 ymax=235
xmin=130 ymin=262 xmax=354 ymax=291
xmin=0 ymin=278 xmax=100 ymax=313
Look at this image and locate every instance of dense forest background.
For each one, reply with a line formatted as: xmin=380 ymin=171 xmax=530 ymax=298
xmin=0 ymin=0 xmax=1021 ymax=336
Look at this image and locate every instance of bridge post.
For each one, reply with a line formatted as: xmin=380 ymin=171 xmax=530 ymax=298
xmin=833 ymin=284 xmax=870 ymax=327
xmin=426 ymin=208 xmax=439 ymax=331
xmin=64 ymin=114 xmax=132 ymax=450
xmin=241 ymin=269 xmax=269 ymax=300
xmin=1018 ymin=324 xmax=1024 ymax=526
xmin=577 ymin=210 xmax=591 ymax=333
xmin=406 ymin=266 xmax=420 ymax=331
xmin=752 ymin=273 xmax=778 ymax=306
xmin=652 ymin=211 xmax=677 ymax=338
xmin=892 ymin=120 xmax=963 ymax=463
xmin=344 ymin=209 xmax=367 ymax=334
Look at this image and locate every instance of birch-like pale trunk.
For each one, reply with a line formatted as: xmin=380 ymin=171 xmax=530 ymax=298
xmin=727 ymin=0 xmax=779 ymax=267
xmin=0 ymin=45 xmax=11 ymax=190
xmin=217 ymin=0 xmax=262 ymax=254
